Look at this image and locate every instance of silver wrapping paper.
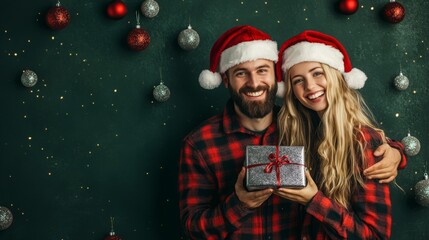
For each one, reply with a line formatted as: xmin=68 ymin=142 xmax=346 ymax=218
xmin=245 ymin=145 xmax=306 ymax=191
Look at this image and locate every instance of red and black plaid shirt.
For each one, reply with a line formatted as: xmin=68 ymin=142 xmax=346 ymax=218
xmin=301 ymin=127 xmax=396 ymax=240
xmin=179 ymin=100 xmax=405 ymax=239
xmin=179 ymin=100 xmax=302 ymax=239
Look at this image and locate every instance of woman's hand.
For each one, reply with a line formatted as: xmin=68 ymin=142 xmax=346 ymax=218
xmin=274 ymin=170 xmax=318 ymax=205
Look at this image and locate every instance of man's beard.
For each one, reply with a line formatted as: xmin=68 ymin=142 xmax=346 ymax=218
xmin=229 ymin=82 xmax=277 ymax=119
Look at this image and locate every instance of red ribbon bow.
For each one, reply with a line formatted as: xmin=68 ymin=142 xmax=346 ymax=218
xmin=265 ymin=146 xmax=290 ymax=187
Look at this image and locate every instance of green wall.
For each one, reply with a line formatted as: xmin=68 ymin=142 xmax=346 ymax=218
xmin=1 ymin=0 xmax=428 ymax=239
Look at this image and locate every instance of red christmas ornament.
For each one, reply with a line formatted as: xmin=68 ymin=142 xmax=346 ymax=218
xmin=105 ymin=235 xmax=122 ymax=240
xmin=338 ymin=0 xmax=359 ymax=15
xmin=107 ymin=0 xmax=128 ymax=19
xmin=127 ymin=13 xmax=150 ymax=51
xmin=45 ymin=1 xmax=70 ymax=30
xmin=104 ymin=217 xmax=122 ymax=240
xmin=383 ymin=0 xmax=405 ymax=23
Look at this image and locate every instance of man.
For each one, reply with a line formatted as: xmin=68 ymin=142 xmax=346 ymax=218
xmin=179 ymin=25 xmax=405 ymax=239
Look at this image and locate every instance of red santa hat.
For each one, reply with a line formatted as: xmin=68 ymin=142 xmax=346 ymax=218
xmin=276 ymin=30 xmax=367 ymax=96
xmin=199 ymin=25 xmax=279 ymax=91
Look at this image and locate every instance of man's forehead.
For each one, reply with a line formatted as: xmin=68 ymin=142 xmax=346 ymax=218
xmin=228 ymin=59 xmax=275 ymax=72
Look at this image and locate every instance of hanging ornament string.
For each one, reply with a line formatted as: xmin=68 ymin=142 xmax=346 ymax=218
xmin=104 ymin=217 xmax=122 ymax=240
xmin=153 ymin=68 xmax=171 ymax=102
xmin=127 ymin=11 xmax=150 ymax=51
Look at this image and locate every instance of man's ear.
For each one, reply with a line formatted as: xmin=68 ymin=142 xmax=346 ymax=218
xmin=222 ymin=73 xmax=229 ymax=88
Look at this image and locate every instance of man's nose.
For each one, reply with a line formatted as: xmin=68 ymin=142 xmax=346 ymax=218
xmin=246 ymin=73 xmax=259 ymax=88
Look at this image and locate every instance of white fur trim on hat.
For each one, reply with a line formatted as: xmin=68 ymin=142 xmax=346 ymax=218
xmin=199 ymin=70 xmax=222 ymax=89
xmin=276 ymin=81 xmax=285 ymax=98
xmin=219 ymin=40 xmax=278 ymax=73
xmin=282 ymin=42 xmax=344 ymax=74
xmin=344 ymin=68 xmax=367 ymax=89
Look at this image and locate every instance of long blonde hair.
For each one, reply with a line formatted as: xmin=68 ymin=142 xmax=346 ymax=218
xmin=278 ymin=63 xmax=385 ymax=209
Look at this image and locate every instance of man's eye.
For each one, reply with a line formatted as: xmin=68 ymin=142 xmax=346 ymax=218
xmin=235 ymin=71 xmax=245 ymax=77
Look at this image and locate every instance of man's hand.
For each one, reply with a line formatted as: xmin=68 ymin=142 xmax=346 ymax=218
xmin=235 ymin=167 xmax=273 ymax=209
xmin=274 ymin=170 xmax=318 ymax=206
xmin=363 ymin=143 xmax=401 ymax=183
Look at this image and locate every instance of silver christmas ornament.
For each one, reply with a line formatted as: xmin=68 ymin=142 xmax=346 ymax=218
xmin=21 ymin=69 xmax=38 ymax=87
xmin=401 ymin=133 xmax=421 ymax=156
xmin=141 ymin=0 xmax=159 ymax=18
xmin=394 ymin=71 xmax=409 ymax=90
xmin=153 ymin=82 xmax=170 ymax=102
xmin=415 ymin=173 xmax=429 ymax=207
xmin=178 ymin=25 xmax=200 ymax=51
xmin=0 ymin=206 xmax=13 ymax=231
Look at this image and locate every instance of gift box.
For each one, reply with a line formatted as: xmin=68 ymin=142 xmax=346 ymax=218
xmin=245 ymin=145 xmax=306 ymax=191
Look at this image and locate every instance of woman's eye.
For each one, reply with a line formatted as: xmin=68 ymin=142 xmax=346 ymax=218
xmin=292 ymin=78 xmax=303 ymax=85
xmin=313 ymin=71 xmax=324 ymax=77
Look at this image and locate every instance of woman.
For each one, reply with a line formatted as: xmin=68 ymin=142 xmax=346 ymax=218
xmin=275 ymin=30 xmax=393 ymax=239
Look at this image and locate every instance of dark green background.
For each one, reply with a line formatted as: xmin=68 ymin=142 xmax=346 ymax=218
xmin=0 ymin=0 xmax=427 ymax=239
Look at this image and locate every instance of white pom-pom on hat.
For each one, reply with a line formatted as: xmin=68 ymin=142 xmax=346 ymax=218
xmin=276 ymin=81 xmax=285 ymax=98
xmin=199 ymin=70 xmax=222 ymax=90
xmin=344 ymin=68 xmax=367 ymax=89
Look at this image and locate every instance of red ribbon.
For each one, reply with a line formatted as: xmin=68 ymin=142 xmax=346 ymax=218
xmin=246 ymin=146 xmax=305 ymax=188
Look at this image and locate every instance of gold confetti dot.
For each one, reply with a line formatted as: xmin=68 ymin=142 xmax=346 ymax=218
xmin=395 ymin=113 xmax=400 ymax=117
